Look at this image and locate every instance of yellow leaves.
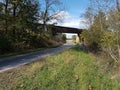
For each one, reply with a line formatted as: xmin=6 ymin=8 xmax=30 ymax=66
xmin=81 ymin=28 xmax=102 ymax=47
xmin=91 ymin=25 xmax=101 ymax=31
xmin=101 ymin=31 xmax=116 ymax=49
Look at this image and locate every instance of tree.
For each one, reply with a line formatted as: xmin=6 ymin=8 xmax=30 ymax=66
xmin=4 ymin=0 xmax=9 ymax=34
xmin=101 ymin=0 xmax=120 ymax=62
xmin=82 ymin=0 xmax=120 ymax=61
xmin=39 ymin=0 xmax=64 ymax=32
xmin=0 ymin=0 xmax=40 ymax=54
xmin=82 ymin=9 xmax=107 ymax=51
xmin=11 ymin=0 xmax=39 ymax=41
xmin=62 ymin=34 xmax=66 ymax=42
xmin=116 ymin=0 xmax=120 ymax=12
xmin=0 ymin=0 xmax=66 ymax=54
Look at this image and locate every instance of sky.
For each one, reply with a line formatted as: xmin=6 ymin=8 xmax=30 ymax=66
xmin=58 ymin=0 xmax=90 ymax=28
xmin=38 ymin=0 xmax=90 ymax=38
xmin=57 ymin=0 xmax=90 ymax=38
xmin=0 ymin=0 xmax=90 ymax=38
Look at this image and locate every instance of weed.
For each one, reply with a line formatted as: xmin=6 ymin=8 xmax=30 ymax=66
xmin=0 ymin=45 xmax=120 ymax=90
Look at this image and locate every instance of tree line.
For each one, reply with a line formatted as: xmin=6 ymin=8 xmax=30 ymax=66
xmin=0 ymin=0 xmax=65 ymax=54
xmin=82 ymin=0 xmax=120 ymax=62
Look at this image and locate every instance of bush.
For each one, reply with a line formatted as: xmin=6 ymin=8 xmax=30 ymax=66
xmin=81 ymin=29 xmax=103 ymax=52
xmin=0 ymin=36 xmax=13 ymax=54
xmin=62 ymin=34 xmax=66 ymax=42
xmin=13 ymin=41 xmax=29 ymax=51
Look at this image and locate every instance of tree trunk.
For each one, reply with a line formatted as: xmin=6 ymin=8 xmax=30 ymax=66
xmin=5 ymin=0 xmax=8 ymax=34
xmin=13 ymin=3 xmax=16 ymax=40
xmin=116 ymin=0 xmax=120 ymax=12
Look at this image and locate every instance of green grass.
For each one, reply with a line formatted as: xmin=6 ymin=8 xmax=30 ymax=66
xmin=0 ymin=45 xmax=120 ymax=90
xmin=0 ymin=45 xmax=60 ymax=58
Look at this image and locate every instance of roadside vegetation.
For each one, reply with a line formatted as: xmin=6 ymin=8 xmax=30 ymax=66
xmin=1 ymin=0 xmax=120 ymax=90
xmin=81 ymin=0 xmax=120 ymax=61
xmin=0 ymin=45 xmax=120 ymax=90
xmin=0 ymin=45 xmax=60 ymax=58
xmin=0 ymin=0 xmax=66 ymax=55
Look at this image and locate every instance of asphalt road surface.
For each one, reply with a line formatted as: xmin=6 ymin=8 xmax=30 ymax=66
xmin=0 ymin=42 xmax=75 ymax=73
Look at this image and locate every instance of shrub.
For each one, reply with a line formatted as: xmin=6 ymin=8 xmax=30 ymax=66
xmin=81 ymin=29 xmax=103 ymax=52
xmin=62 ymin=34 xmax=66 ymax=42
xmin=0 ymin=36 xmax=13 ymax=54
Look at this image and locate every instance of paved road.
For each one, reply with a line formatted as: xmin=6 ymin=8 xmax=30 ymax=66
xmin=0 ymin=42 xmax=75 ymax=73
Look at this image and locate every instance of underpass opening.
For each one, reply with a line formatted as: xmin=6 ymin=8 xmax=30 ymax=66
xmin=51 ymin=26 xmax=83 ymax=43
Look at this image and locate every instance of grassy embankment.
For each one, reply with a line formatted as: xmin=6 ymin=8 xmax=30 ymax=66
xmin=0 ymin=45 xmax=120 ymax=90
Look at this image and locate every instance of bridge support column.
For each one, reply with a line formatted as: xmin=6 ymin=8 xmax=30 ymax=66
xmin=76 ymin=33 xmax=81 ymax=43
xmin=76 ymin=33 xmax=84 ymax=44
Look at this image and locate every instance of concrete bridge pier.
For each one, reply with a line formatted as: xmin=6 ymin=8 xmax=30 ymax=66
xmin=76 ymin=33 xmax=84 ymax=44
xmin=76 ymin=33 xmax=81 ymax=43
xmin=49 ymin=25 xmax=83 ymax=43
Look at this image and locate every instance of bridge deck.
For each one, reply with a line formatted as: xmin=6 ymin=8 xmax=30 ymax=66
xmin=51 ymin=26 xmax=83 ymax=34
